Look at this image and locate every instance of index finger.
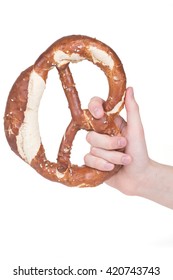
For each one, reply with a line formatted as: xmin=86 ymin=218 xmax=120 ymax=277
xmin=88 ymin=96 xmax=105 ymax=119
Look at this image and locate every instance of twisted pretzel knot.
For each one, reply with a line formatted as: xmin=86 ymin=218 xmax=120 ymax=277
xmin=4 ymin=35 xmax=126 ymax=187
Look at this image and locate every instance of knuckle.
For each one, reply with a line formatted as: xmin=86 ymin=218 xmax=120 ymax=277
xmin=135 ymin=102 xmax=139 ymax=112
xmin=86 ymin=132 xmax=91 ymax=143
xmin=132 ymin=100 xmax=139 ymax=112
xmin=107 ymin=136 xmax=117 ymax=150
xmin=90 ymin=147 xmax=96 ymax=155
xmin=84 ymin=153 xmax=90 ymax=165
xmin=86 ymin=131 xmax=94 ymax=144
xmin=109 ymin=153 xmax=118 ymax=164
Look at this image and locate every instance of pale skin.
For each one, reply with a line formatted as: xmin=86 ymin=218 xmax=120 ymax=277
xmin=84 ymin=87 xmax=173 ymax=209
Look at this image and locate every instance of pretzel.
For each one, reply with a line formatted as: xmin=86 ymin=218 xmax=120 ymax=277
xmin=4 ymin=35 xmax=126 ymax=187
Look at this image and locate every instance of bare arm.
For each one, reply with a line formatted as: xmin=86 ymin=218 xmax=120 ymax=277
xmin=84 ymin=87 xmax=173 ymax=209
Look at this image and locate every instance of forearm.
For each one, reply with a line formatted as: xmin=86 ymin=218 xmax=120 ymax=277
xmin=136 ymin=160 xmax=173 ymax=209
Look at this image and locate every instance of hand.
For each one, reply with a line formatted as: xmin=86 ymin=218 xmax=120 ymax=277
xmin=84 ymin=87 xmax=151 ymax=195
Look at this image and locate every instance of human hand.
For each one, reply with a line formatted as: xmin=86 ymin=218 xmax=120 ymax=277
xmin=84 ymin=87 xmax=151 ymax=195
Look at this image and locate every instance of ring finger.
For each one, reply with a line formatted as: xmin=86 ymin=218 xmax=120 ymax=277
xmin=90 ymin=147 xmax=131 ymax=165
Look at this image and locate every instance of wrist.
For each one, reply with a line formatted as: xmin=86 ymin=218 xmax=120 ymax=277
xmin=135 ymin=160 xmax=173 ymax=208
xmin=135 ymin=159 xmax=157 ymax=197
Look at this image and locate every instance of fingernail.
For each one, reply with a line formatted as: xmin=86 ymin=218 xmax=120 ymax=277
xmin=118 ymin=138 xmax=126 ymax=148
xmin=104 ymin=162 xmax=114 ymax=171
xmin=90 ymin=147 xmax=96 ymax=154
xmin=121 ymin=155 xmax=131 ymax=165
xmin=93 ymin=107 xmax=102 ymax=118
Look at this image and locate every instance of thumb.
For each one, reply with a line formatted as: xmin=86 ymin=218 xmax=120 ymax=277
xmin=125 ymin=87 xmax=148 ymax=159
xmin=125 ymin=87 xmax=144 ymax=139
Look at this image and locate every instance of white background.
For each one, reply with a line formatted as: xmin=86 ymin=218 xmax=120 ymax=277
xmin=1 ymin=0 xmax=173 ymax=279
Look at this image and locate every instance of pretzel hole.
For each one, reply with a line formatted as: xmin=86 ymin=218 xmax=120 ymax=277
xmin=70 ymin=60 xmax=109 ymax=108
xmin=38 ymin=68 xmax=71 ymax=161
xmin=70 ymin=130 xmax=90 ymax=166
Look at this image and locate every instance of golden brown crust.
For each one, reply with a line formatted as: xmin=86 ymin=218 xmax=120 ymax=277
xmin=4 ymin=35 xmax=126 ymax=187
xmin=4 ymin=66 xmax=33 ymax=156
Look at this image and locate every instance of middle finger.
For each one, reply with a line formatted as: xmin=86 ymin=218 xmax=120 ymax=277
xmin=86 ymin=131 xmax=127 ymax=150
